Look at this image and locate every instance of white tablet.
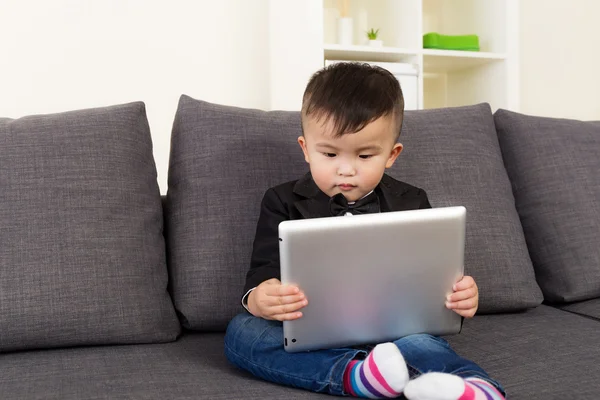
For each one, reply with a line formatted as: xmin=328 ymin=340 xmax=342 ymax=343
xmin=279 ymin=206 xmax=466 ymax=352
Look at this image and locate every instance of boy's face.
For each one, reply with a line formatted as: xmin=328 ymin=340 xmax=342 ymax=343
xmin=298 ymin=114 xmax=403 ymax=202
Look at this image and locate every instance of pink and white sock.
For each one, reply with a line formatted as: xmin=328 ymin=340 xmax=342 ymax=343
xmin=343 ymin=342 xmax=409 ymax=398
xmin=404 ymin=372 xmax=504 ymax=400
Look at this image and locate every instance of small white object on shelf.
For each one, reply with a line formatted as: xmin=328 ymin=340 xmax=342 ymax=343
xmin=368 ymin=40 xmax=383 ymax=47
xmin=337 ymin=17 xmax=353 ymax=45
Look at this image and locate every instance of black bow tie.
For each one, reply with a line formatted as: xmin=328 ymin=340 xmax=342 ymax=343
xmin=329 ymin=191 xmax=380 ymax=216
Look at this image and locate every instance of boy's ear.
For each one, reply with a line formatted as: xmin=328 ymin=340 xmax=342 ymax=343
xmin=297 ymin=136 xmax=310 ymax=163
xmin=385 ymin=143 xmax=403 ymax=168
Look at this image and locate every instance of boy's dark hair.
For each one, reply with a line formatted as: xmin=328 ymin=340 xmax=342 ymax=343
xmin=301 ymin=62 xmax=404 ymax=140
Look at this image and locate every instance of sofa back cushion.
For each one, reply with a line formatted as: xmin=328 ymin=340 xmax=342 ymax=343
xmin=0 ymin=103 xmax=180 ymax=352
xmin=165 ymin=96 xmax=307 ymax=330
xmin=495 ymin=109 xmax=600 ymax=303
xmin=166 ymin=96 xmax=543 ymax=331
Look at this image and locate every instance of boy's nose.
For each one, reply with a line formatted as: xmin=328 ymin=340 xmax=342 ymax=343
xmin=337 ymin=162 xmax=356 ymax=176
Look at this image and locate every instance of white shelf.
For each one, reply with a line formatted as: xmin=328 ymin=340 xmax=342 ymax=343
xmin=422 ymin=49 xmax=507 ymax=73
xmin=324 ymin=45 xmax=506 ymax=73
xmin=324 ymin=44 xmax=419 ymax=63
xmin=267 ymin=0 xmax=519 ymax=111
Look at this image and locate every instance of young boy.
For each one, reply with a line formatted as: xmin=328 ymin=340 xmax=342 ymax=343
xmin=224 ymin=63 xmax=505 ymax=399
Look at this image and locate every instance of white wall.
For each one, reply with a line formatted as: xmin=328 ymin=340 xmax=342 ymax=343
xmin=2 ymin=0 xmax=599 ymax=194
xmin=268 ymin=0 xmax=323 ymax=111
xmin=520 ymin=0 xmax=600 ymax=120
xmin=0 ymin=0 xmax=270 ymax=193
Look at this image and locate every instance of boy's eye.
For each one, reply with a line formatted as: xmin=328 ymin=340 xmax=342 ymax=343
xmin=359 ymin=155 xmax=373 ymax=159
xmin=323 ymin=153 xmax=337 ymax=158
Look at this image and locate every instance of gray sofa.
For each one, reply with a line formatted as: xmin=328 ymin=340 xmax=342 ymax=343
xmin=1 ymin=95 xmax=599 ymax=399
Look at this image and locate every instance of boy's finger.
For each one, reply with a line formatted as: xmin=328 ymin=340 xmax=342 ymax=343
xmin=447 ymin=288 xmax=477 ymax=302
xmin=453 ymin=276 xmax=474 ymax=291
xmin=267 ymin=284 xmax=300 ymax=297
xmin=264 ymin=293 xmax=305 ymax=307
xmin=270 ymin=299 xmax=308 ymax=316
xmin=272 ymin=311 xmax=303 ymax=321
xmin=446 ymin=298 xmax=476 ymax=310
xmin=452 ymin=308 xmax=476 ymax=318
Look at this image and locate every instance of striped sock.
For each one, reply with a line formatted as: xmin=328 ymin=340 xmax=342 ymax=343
xmin=404 ymin=372 xmax=505 ymax=400
xmin=463 ymin=378 xmax=505 ymax=400
xmin=343 ymin=342 xmax=409 ymax=398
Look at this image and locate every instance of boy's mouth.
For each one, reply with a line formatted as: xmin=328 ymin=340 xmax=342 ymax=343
xmin=338 ymin=184 xmax=356 ymax=191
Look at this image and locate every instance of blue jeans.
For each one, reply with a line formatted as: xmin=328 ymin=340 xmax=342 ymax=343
xmin=224 ymin=313 xmax=505 ymax=397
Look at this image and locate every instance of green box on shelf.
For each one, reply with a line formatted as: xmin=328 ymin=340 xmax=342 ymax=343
xmin=423 ymin=33 xmax=480 ymax=51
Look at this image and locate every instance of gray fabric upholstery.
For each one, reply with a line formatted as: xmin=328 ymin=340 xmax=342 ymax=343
xmin=165 ymin=96 xmax=307 ymax=330
xmin=444 ymin=305 xmax=600 ymax=399
xmin=0 ymin=333 xmax=327 ymax=400
xmin=558 ymin=298 xmax=600 ymax=320
xmin=494 ymin=110 xmax=600 ymax=303
xmin=0 ymin=306 xmax=598 ymax=399
xmin=0 ymin=103 xmax=180 ymax=352
xmin=166 ymin=98 xmax=542 ymax=331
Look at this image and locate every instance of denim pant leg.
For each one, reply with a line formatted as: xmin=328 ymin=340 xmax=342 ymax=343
xmin=224 ymin=312 xmax=365 ymax=396
xmin=394 ymin=334 xmax=505 ymax=396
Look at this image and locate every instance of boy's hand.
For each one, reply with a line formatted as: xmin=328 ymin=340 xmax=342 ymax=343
xmin=446 ymin=276 xmax=479 ymax=318
xmin=247 ymin=278 xmax=308 ymax=321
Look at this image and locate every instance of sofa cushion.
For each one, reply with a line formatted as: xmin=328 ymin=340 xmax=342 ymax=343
xmin=494 ymin=110 xmax=600 ymax=303
xmin=444 ymin=305 xmax=600 ymax=399
xmin=0 ymin=333 xmax=326 ymax=399
xmin=166 ymin=97 xmax=542 ymax=331
xmin=165 ymin=96 xmax=308 ymax=331
xmin=1 ymin=307 xmax=600 ymax=399
xmin=558 ymin=298 xmax=600 ymax=321
xmin=0 ymin=103 xmax=180 ymax=352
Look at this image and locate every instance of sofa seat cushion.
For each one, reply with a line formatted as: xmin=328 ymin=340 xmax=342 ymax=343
xmin=166 ymin=97 xmax=542 ymax=332
xmin=0 ymin=103 xmax=180 ymax=352
xmin=494 ymin=110 xmax=600 ymax=303
xmin=444 ymin=305 xmax=600 ymax=399
xmin=1 ymin=306 xmax=600 ymax=399
xmin=0 ymin=333 xmax=327 ymax=399
xmin=558 ymin=297 xmax=600 ymax=321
